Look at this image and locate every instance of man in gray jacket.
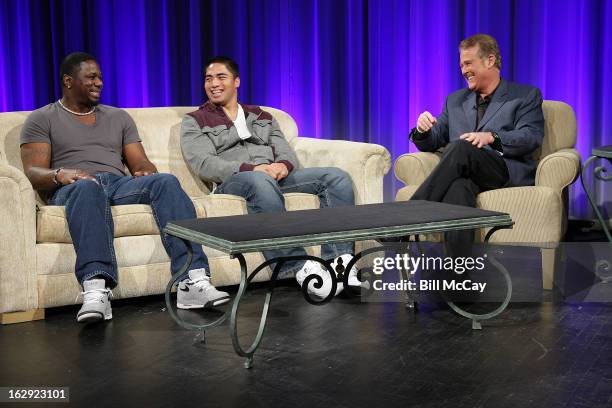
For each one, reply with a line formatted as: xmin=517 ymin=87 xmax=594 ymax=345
xmin=180 ymin=56 xmax=360 ymax=298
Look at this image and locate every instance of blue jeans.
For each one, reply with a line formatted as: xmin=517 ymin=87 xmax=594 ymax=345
xmin=48 ymin=172 xmax=209 ymax=288
xmin=215 ymin=167 xmax=355 ymax=278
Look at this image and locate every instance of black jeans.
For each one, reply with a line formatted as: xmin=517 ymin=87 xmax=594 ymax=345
xmin=411 ymin=140 xmax=509 ymax=256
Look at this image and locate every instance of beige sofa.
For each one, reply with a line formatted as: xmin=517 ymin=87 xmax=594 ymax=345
xmin=0 ymin=106 xmax=391 ymax=323
xmin=393 ymin=100 xmax=581 ymax=290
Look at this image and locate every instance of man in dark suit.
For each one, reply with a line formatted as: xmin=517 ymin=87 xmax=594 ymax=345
xmin=410 ymin=34 xmax=544 ymax=253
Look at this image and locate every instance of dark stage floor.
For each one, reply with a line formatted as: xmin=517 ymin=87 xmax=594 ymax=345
xmin=2 ymin=280 xmax=612 ymax=408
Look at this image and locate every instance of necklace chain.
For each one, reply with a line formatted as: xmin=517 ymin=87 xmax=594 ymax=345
xmin=58 ymin=99 xmax=96 ymax=116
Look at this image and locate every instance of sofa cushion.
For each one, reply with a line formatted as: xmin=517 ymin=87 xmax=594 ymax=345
xmin=36 ymin=202 xmax=207 ymax=244
xmin=36 ymin=193 xmax=319 ymax=243
xmin=193 ymin=192 xmax=319 ymax=218
xmin=284 ymin=192 xmax=320 ymax=211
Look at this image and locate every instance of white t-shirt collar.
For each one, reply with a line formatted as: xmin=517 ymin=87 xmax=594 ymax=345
xmin=234 ymin=104 xmax=252 ymax=140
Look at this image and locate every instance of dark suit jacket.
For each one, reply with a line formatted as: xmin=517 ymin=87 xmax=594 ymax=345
xmin=411 ymin=79 xmax=544 ymax=187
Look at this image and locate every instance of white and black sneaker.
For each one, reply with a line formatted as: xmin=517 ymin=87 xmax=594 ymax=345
xmin=177 ymin=269 xmax=230 ymax=309
xmin=295 ymin=260 xmax=344 ymax=298
xmin=77 ymin=279 xmax=113 ymax=323
xmin=332 ymin=254 xmax=371 ymax=290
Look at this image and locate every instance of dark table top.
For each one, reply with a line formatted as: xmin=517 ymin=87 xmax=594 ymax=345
xmin=592 ymin=145 xmax=612 ymax=158
xmin=164 ymin=200 xmax=512 ymax=254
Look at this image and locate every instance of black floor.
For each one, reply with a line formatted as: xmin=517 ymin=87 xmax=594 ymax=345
xmin=2 ymin=282 xmax=612 ymax=408
xmin=1 ymin=222 xmax=610 ymax=408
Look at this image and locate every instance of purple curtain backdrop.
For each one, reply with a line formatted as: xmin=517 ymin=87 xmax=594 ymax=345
xmin=0 ymin=0 xmax=610 ymax=219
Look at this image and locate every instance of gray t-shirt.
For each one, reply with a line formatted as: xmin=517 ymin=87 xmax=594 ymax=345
xmin=19 ymin=102 xmax=141 ymax=176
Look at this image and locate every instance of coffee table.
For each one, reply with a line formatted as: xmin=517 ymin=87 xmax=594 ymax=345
xmin=163 ymin=200 xmax=513 ymax=368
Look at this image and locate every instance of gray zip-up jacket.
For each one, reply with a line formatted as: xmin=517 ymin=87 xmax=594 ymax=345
xmin=180 ymin=102 xmax=298 ymax=185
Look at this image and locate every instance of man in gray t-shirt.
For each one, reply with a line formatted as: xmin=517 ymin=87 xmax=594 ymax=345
xmin=20 ymin=52 xmax=229 ymax=324
xmin=21 ymin=102 xmax=141 ymax=178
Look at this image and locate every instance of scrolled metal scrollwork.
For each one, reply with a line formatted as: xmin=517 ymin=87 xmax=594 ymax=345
xmin=230 ymin=254 xmax=340 ymax=368
xmin=593 ymin=161 xmax=612 ymax=182
xmin=441 ymin=252 xmax=513 ymax=329
xmin=341 ymin=241 xmax=414 ymax=297
xmin=341 ymin=238 xmax=512 ymax=330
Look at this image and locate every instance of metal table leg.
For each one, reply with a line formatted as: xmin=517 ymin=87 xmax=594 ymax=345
xmin=442 ymin=253 xmax=513 ymax=330
xmin=166 ymin=248 xmax=340 ymax=368
xmin=353 ymin=230 xmax=514 ymax=330
xmin=443 ymin=225 xmax=514 ymax=330
xmin=229 ymin=254 xmax=339 ymax=368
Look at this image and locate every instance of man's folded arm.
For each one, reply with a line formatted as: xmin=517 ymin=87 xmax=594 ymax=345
xmin=268 ymin=119 xmax=298 ymax=172
xmin=180 ymin=115 xmax=242 ymax=184
xmin=497 ymin=87 xmax=544 ymax=157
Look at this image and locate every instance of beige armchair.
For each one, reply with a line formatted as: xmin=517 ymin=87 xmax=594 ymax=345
xmin=394 ymin=101 xmax=581 ymax=289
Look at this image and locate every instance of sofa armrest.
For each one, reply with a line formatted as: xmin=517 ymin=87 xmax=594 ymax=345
xmin=294 ymin=137 xmax=391 ymax=204
xmin=0 ymin=163 xmax=38 ymax=313
xmin=535 ymin=148 xmax=581 ymax=190
xmin=394 ymin=152 xmax=441 ymax=186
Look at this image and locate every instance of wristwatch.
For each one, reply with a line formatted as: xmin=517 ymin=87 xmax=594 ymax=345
xmin=490 ymin=132 xmax=503 ymax=152
xmin=52 ymin=167 xmax=63 ymax=185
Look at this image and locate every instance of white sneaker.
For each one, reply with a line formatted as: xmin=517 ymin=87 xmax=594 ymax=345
xmin=77 ymin=279 xmax=113 ymax=323
xmin=332 ymin=254 xmax=371 ymax=290
xmin=177 ymin=268 xmax=230 ymax=309
xmin=295 ymin=260 xmax=344 ymax=298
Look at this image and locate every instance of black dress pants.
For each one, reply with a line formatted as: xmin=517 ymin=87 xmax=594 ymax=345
xmin=411 ymin=140 xmax=509 ymax=256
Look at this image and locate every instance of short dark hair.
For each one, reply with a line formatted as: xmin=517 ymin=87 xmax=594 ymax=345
xmin=59 ymin=52 xmax=97 ymax=85
xmin=204 ymin=56 xmax=240 ymax=78
xmin=459 ymin=34 xmax=502 ymax=69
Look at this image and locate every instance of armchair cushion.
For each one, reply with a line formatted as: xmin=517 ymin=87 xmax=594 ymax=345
xmin=536 ymin=101 xmax=577 ymax=159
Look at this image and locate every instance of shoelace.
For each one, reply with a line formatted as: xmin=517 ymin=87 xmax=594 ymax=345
xmin=76 ymin=288 xmax=113 ymax=303
xmin=189 ymin=275 xmax=213 ymax=291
